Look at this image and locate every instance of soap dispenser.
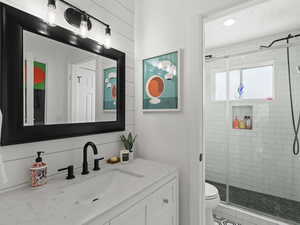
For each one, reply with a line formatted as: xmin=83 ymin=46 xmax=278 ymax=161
xmin=30 ymin=151 xmax=47 ymax=187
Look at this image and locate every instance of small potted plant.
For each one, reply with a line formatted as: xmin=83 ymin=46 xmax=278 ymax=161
xmin=120 ymin=132 xmax=137 ymax=161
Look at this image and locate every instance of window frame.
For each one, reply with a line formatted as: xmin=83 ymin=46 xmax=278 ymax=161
xmin=211 ymin=61 xmax=275 ymax=103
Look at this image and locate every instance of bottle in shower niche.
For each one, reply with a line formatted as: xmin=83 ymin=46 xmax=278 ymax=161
xmin=30 ymin=151 xmax=47 ymax=187
xmin=239 ymin=117 xmax=246 ymax=129
xmin=233 ymin=116 xmax=239 ymax=129
xmin=246 ymin=116 xmax=252 ymax=129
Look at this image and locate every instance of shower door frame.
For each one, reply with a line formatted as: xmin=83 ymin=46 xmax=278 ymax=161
xmin=187 ymin=1 xmax=269 ymax=225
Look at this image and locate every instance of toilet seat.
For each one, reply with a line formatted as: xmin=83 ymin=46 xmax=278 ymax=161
xmin=205 ymin=183 xmax=219 ymax=200
xmin=205 ymin=183 xmax=220 ymax=225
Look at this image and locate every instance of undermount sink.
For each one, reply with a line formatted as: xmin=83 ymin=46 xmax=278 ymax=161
xmin=58 ymin=169 xmax=144 ymax=205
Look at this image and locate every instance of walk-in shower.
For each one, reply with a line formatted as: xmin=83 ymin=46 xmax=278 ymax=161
xmin=204 ymin=32 xmax=300 ymax=224
xmin=261 ymin=33 xmax=300 ymax=156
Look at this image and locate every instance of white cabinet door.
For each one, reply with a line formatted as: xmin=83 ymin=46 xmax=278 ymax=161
xmin=110 ymin=202 xmax=146 ymax=225
xmin=147 ymin=181 xmax=177 ymax=225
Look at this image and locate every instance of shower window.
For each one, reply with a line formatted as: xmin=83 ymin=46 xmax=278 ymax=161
xmin=215 ymin=72 xmax=227 ymax=101
xmin=213 ymin=65 xmax=274 ymax=101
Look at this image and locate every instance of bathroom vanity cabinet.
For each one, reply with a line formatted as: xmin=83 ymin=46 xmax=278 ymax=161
xmin=107 ymin=180 xmax=176 ymax=225
xmin=0 ymin=159 xmax=178 ymax=225
xmin=88 ymin=178 xmax=177 ymax=225
xmin=110 ymin=201 xmax=146 ymax=225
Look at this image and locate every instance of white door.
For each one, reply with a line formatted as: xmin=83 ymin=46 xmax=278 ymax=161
xmin=110 ymin=202 xmax=146 ymax=225
xmin=71 ymin=64 xmax=96 ymax=123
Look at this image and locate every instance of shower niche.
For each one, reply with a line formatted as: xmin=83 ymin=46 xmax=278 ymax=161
xmin=232 ymin=105 xmax=253 ymax=130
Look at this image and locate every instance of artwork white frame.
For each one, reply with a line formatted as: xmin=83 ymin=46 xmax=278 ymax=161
xmin=23 ymin=54 xmax=48 ymax=126
xmin=103 ymin=67 xmax=117 ymax=113
xmin=142 ymin=49 xmax=182 ymax=112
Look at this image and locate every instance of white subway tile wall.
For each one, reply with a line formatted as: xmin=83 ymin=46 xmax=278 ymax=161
xmin=205 ymin=30 xmax=300 ymax=202
xmin=0 ymin=0 xmax=135 ymax=191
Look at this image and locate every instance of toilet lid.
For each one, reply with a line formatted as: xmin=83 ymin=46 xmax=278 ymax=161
xmin=205 ymin=183 xmax=219 ymax=200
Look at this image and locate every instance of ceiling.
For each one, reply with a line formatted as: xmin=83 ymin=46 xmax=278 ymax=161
xmin=205 ymin=0 xmax=300 ymax=49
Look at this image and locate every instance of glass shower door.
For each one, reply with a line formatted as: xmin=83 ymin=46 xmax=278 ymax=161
xmin=226 ymin=46 xmax=300 ymax=224
xmin=205 ymin=42 xmax=300 ymax=224
xmin=205 ymin=57 xmax=231 ymax=202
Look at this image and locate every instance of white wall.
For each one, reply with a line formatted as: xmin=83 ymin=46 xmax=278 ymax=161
xmin=0 ymin=0 xmax=135 ymax=191
xmin=134 ymin=1 xmax=250 ymax=225
xmin=205 ymin=30 xmax=300 ymax=201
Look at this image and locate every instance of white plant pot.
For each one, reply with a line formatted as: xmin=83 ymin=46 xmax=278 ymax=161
xmin=129 ymin=151 xmax=134 ymax=161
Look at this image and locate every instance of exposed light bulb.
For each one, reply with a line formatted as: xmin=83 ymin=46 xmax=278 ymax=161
xmin=47 ymin=0 xmax=56 ymax=27
xmin=80 ymin=14 xmax=88 ymax=38
xmin=104 ymin=26 xmax=111 ymax=48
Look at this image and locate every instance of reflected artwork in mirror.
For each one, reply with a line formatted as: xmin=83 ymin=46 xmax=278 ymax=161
xmin=23 ymin=30 xmax=117 ymax=126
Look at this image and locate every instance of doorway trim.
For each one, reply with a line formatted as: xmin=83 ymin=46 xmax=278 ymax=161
xmin=190 ymin=1 xmax=268 ymax=225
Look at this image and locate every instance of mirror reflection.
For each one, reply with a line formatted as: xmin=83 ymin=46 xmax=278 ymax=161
xmin=23 ymin=30 xmax=117 ymax=126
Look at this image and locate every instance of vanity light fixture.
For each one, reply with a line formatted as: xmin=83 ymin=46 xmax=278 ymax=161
xmin=104 ymin=26 xmax=112 ymax=49
xmin=46 ymin=0 xmax=112 ymax=48
xmin=47 ymin=0 xmax=56 ymax=26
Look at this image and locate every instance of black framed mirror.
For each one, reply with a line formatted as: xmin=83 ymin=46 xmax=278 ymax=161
xmin=0 ymin=3 xmax=126 ymax=145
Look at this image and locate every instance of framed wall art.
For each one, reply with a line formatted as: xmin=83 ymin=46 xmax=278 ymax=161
xmin=143 ymin=50 xmax=181 ymax=112
xmin=103 ymin=67 xmax=117 ymax=111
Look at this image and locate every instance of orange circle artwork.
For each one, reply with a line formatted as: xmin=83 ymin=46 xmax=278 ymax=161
xmin=148 ymin=77 xmax=164 ymax=97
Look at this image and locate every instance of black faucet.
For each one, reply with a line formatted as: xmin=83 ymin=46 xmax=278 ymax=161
xmin=58 ymin=165 xmax=75 ymax=180
xmin=82 ymin=142 xmax=98 ymax=175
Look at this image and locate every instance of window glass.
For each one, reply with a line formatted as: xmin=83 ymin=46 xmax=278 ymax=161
xmin=213 ymin=65 xmax=273 ymax=101
xmin=229 ymin=70 xmax=241 ymax=100
xmin=215 ymin=72 xmax=227 ymax=101
xmin=242 ymin=66 xmax=273 ymax=100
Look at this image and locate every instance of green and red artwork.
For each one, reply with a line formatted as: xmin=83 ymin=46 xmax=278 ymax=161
xmin=103 ymin=67 xmax=117 ymax=110
xmin=143 ymin=50 xmax=180 ymax=111
xmin=33 ymin=61 xmax=46 ymax=125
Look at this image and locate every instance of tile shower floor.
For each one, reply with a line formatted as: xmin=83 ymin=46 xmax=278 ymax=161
xmin=214 ymin=215 xmax=242 ymax=225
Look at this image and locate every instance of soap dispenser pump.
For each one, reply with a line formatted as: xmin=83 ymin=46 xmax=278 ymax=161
xmin=30 ymin=151 xmax=47 ymax=187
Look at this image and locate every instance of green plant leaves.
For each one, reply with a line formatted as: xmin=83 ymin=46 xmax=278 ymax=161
xmin=120 ymin=132 xmax=137 ymax=151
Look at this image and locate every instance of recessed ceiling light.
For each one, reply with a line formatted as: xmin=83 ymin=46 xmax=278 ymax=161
xmin=224 ymin=19 xmax=236 ymax=26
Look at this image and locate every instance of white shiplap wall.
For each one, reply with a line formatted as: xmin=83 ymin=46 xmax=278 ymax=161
xmin=0 ymin=0 xmax=135 ymax=191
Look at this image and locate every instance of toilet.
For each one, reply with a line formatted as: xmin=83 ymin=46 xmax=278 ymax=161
xmin=205 ymin=182 xmax=220 ymax=225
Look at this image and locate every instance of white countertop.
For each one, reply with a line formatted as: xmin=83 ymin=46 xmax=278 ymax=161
xmin=0 ymin=159 xmax=177 ymax=225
